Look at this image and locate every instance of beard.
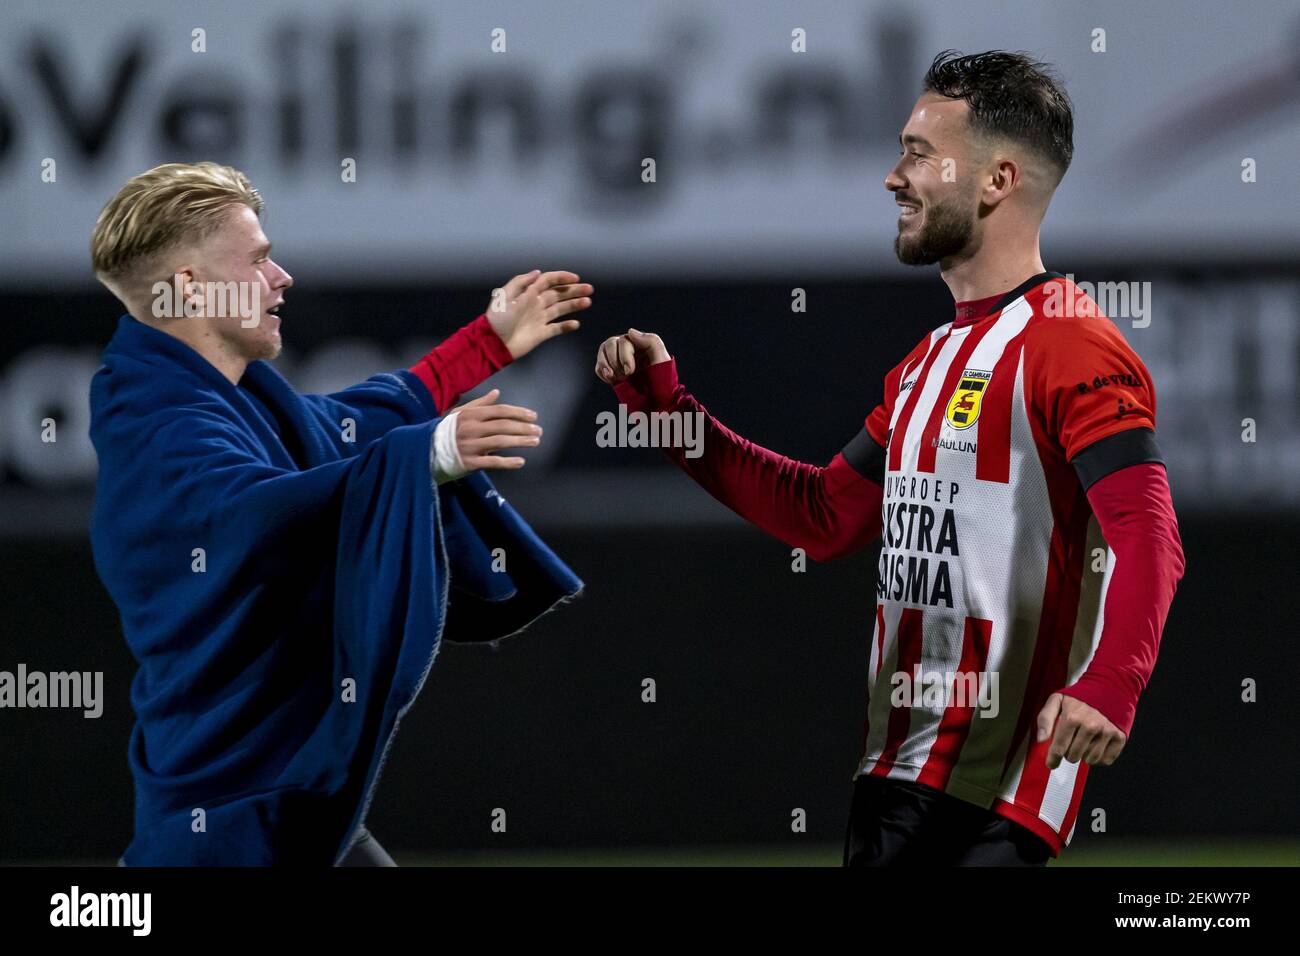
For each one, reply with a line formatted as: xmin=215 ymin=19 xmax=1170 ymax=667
xmin=253 ymin=326 xmax=283 ymax=361
xmin=256 ymin=335 xmax=282 ymax=361
xmin=894 ymin=192 xmax=976 ymax=266
xmin=222 ymin=320 xmax=281 ymax=364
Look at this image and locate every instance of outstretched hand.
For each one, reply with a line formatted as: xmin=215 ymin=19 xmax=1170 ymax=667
xmin=485 ymin=270 xmax=593 ymax=360
xmin=450 ymin=388 xmax=542 ymax=471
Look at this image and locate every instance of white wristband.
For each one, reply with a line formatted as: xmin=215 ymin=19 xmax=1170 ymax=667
xmin=432 ymin=411 xmax=468 ymax=485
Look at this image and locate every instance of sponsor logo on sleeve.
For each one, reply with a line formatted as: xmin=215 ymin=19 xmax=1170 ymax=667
xmin=1074 ymin=372 xmax=1143 ymax=394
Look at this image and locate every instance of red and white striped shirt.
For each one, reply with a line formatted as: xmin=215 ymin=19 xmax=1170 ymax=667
xmin=857 ymin=274 xmax=1163 ymax=852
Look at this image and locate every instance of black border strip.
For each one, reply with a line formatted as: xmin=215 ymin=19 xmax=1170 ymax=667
xmin=1071 ymin=427 xmax=1165 ymax=490
xmin=840 ymin=428 xmax=885 ymax=486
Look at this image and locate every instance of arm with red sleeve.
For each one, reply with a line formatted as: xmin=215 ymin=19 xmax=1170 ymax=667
xmin=1029 ymin=315 xmax=1186 ymax=738
xmin=608 ymin=339 xmax=930 ymax=561
xmin=408 ymin=313 xmax=515 ymax=412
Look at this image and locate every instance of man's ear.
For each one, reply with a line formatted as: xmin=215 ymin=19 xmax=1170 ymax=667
xmin=982 ymin=157 xmax=1022 ymax=209
xmin=170 ymin=265 xmax=205 ymax=318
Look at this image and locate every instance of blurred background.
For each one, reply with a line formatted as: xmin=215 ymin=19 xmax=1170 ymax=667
xmin=0 ymin=0 xmax=1297 ymax=864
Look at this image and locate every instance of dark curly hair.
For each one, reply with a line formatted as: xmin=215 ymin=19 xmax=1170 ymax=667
xmin=922 ymin=50 xmax=1074 ymax=182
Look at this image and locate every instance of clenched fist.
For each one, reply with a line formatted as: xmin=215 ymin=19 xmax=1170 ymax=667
xmin=594 ymin=328 xmax=670 ymax=385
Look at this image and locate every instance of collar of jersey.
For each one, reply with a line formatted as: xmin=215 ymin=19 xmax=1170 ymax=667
xmin=951 ymin=270 xmax=1067 ymax=330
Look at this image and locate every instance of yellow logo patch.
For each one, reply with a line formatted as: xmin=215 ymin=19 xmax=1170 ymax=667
xmin=944 ymin=370 xmax=992 ymax=430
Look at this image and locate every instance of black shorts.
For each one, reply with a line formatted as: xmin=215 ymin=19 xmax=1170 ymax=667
xmin=843 ymin=775 xmax=1053 ymax=867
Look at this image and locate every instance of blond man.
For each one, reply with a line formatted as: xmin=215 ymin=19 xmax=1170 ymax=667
xmin=90 ymin=162 xmax=588 ymax=866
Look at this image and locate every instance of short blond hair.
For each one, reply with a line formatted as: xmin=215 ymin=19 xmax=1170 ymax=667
xmin=90 ymin=161 xmax=263 ymax=289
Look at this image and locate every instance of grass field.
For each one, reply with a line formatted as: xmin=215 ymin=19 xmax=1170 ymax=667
xmin=399 ymin=841 xmax=1300 ymax=867
xmin=30 ymin=840 xmax=1299 ymax=867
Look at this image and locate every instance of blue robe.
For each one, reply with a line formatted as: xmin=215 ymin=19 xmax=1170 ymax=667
xmin=89 ymin=315 xmax=582 ymax=865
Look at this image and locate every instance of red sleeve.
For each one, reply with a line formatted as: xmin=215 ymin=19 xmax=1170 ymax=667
xmin=612 ymin=359 xmax=881 ymax=562
xmin=408 ymin=314 xmax=514 ymax=413
xmin=1025 ymin=315 xmax=1157 ymax=460
xmin=1059 ymin=462 xmax=1185 ymax=736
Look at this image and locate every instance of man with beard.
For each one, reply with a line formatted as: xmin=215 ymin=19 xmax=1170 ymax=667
xmin=594 ymin=51 xmax=1184 ymax=865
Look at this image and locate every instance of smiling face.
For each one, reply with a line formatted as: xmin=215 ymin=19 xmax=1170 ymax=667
xmin=183 ymin=205 xmax=293 ymax=364
xmin=885 ymin=92 xmax=983 ymax=266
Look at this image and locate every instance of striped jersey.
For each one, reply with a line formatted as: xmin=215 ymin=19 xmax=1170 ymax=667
xmin=855 ymin=272 xmax=1157 ymax=854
